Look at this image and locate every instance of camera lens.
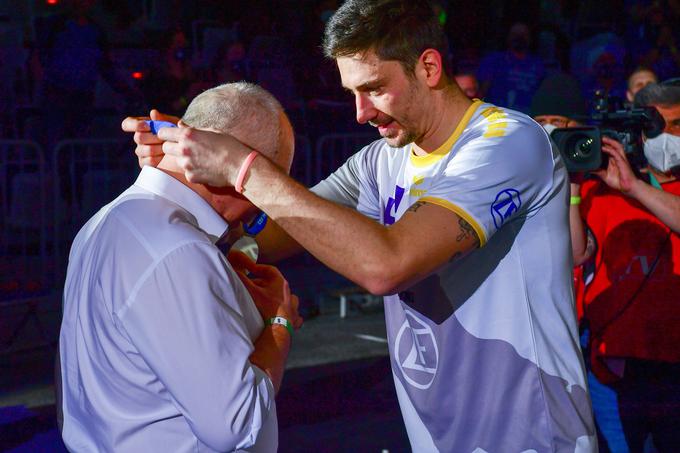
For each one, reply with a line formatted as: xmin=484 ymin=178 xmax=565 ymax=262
xmin=567 ymin=135 xmax=594 ymax=162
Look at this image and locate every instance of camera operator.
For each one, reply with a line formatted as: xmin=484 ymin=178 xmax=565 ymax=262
xmin=572 ymin=79 xmax=680 ymax=452
xmin=529 ymin=74 xmax=597 ymax=266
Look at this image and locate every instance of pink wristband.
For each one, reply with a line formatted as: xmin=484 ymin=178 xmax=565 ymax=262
xmin=235 ymin=151 xmax=259 ymax=194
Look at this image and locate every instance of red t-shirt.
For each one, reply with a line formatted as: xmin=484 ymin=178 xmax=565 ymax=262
xmin=580 ymin=177 xmax=680 ymax=382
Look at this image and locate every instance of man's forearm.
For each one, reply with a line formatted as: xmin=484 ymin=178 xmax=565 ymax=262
xmin=249 ymin=325 xmax=291 ymax=394
xmin=628 ymin=179 xmax=680 ymax=233
xmin=241 ymin=157 xmax=407 ymax=294
xmin=255 ymin=219 xmax=305 ymax=264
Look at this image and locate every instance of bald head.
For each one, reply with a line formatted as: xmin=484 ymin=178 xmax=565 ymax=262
xmin=158 ymin=82 xmax=295 ymax=224
xmin=181 ymin=82 xmax=293 ymax=170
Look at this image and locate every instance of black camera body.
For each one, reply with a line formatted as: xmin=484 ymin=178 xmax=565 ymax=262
xmin=550 ymin=91 xmax=666 ymax=173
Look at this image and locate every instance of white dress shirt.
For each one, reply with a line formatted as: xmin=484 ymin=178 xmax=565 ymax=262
xmin=59 ymin=166 xmax=277 ymax=452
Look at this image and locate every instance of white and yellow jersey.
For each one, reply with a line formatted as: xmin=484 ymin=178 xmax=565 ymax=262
xmin=312 ymin=101 xmax=596 ymax=452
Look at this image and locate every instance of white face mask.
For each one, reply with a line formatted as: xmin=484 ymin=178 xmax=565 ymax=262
xmin=542 ymin=123 xmax=557 ymax=136
xmin=543 ymin=123 xmax=557 ymax=135
xmin=643 ymin=133 xmax=680 ymax=172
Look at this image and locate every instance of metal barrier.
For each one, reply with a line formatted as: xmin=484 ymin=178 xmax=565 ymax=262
xmin=314 ymin=132 xmax=379 ymax=184
xmin=291 ymin=134 xmax=313 ymax=187
xmin=52 ymin=138 xmax=138 ymax=283
xmin=0 ymin=140 xmax=58 ymax=353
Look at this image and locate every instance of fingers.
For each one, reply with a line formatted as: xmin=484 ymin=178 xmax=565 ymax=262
xmin=246 ymin=263 xmax=284 ymax=282
xmin=121 ymin=116 xmax=151 ymax=133
xmin=134 ymin=130 xmax=164 ymax=146
xmin=601 ymin=143 xmax=629 ymax=168
xmin=135 ymin=143 xmax=164 ymax=159
xmin=601 ymin=137 xmax=625 ymax=156
xmin=227 ymin=250 xmax=256 ymax=272
xmin=150 ymin=109 xmax=181 ymax=124
xmin=138 ymin=155 xmax=164 ymax=168
xmin=289 ymin=294 xmax=304 ymax=330
xmin=591 ymin=168 xmax=607 ymax=180
xmin=157 ymin=125 xmax=185 ymax=144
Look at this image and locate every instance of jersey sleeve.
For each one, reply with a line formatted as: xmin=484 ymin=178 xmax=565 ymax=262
xmin=420 ymin=116 xmax=557 ymax=246
xmin=310 ymin=141 xmax=383 ymax=221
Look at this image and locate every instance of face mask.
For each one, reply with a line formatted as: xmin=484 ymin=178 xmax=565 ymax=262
xmin=542 ymin=123 xmax=557 ymax=136
xmin=643 ymin=133 xmax=680 ymax=172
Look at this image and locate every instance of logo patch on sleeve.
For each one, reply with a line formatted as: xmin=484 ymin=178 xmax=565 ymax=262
xmin=491 ymin=189 xmax=521 ymax=229
xmin=384 ymin=185 xmax=405 ymax=225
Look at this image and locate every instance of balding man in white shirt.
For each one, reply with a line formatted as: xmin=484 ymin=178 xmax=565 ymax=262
xmin=57 ymin=82 xmax=300 ymax=452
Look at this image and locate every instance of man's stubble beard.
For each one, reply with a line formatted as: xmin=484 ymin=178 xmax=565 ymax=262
xmin=384 ymin=81 xmax=423 ymax=148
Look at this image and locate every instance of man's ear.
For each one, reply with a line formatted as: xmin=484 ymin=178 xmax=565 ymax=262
xmin=419 ymin=49 xmax=444 ymax=88
xmin=177 ymin=119 xmax=187 ymax=128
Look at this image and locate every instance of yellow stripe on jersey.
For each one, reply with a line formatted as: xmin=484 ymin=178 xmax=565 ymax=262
xmin=481 ymin=106 xmax=509 ymax=138
xmin=409 ymin=100 xmax=483 ymax=168
xmin=419 ymin=196 xmax=487 ymax=246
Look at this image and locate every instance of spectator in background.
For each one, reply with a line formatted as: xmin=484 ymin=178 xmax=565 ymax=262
xmin=641 ymin=22 xmax=680 ymax=81
xmin=454 ymin=72 xmax=479 ymax=99
xmin=626 ymin=66 xmax=658 ymax=104
xmin=476 ymin=22 xmax=545 ymax=113
xmin=569 ymin=24 xmax=627 ymax=112
xmin=626 ymin=1 xmax=680 ymax=82
xmin=33 ymin=0 xmax=135 ymax=147
xmin=214 ymin=41 xmax=247 ymax=83
xmin=141 ymin=28 xmax=194 ymax=116
xmin=531 ymin=73 xmax=587 ymax=130
xmin=570 ymin=80 xmax=680 ymax=452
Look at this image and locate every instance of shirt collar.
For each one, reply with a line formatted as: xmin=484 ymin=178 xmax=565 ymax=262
xmin=134 ymin=166 xmax=228 ymax=243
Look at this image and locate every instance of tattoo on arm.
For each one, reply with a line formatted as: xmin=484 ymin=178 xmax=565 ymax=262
xmin=406 ymin=201 xmax=480 ymax=261
xmin=407 ymin=201 xmax=427 ymax=213
xmin=455 ymin=217 xmax=480 ymax=248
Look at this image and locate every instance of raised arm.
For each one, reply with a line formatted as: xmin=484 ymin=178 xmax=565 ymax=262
xmin=122 ymin=112 xmax=307 ymax=263
xmin=569 ymin=176 xmax=596 ymax=266
xmin=158 ymin=127 xmax=480 ymax=295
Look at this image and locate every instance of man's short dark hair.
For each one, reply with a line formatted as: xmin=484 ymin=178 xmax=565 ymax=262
xmin=634 ymin=79 xmax=680 ymax=107
xmin=322 ymin=0 xmax=450 ymax=76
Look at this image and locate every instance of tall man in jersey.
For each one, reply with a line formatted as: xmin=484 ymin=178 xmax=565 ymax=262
xmin=124 ymin=1 xmax=596 ymax=450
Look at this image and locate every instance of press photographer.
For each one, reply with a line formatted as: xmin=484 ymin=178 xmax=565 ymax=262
xmin=570 ymin=79 xmax=680 ymax=452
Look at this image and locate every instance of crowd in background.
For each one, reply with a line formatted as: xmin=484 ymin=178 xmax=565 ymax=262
xmin=0 ymin=0 xmax=679 ymax=148
xmin=1 ymin=1 xmax=680 ymax=452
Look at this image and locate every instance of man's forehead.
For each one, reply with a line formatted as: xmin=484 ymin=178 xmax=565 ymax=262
xmin=535 ymin=114 xmax=569 ymax=121
xmin=654 ymin=103 xmax=680 ymax=121
xmin=630 ymin=71 xmax=656 ymax=87
xmin=337 ymin=51 xmax=402 ymax=89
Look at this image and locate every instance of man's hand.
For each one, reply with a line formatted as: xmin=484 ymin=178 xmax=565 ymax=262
xmin=592 ymin=136 xmax=639 ymax=193
xmin=228 ymin=251 xmax=302 ymax=329
xmin=158 ymin=126 xmax=251 ymax=186
xmin=121 ymin=109 xmax=179 ymax=168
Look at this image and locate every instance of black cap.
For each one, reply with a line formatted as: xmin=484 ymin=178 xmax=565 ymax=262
xmin=530 ymin=73 xmax=587 ymax=119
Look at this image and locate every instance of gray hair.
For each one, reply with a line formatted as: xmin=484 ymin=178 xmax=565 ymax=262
xmin=182 ymin=82 xmax=283 ymax=159
xmin=634 ymin=80 xmax=680 ymax=107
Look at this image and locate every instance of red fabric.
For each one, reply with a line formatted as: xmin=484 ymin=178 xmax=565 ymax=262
xmin=573 ymin=265 xmax=586 ymax=322
xmin=580 ymin=178 xmax=680 ymax=383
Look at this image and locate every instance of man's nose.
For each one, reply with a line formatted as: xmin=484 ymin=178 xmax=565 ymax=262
xmin=355 ymin=94 xmax=376 ymax=124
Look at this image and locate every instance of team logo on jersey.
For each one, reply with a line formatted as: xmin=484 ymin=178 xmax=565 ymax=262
xmin=384 ymin=185 xmax=406 ymax=225
xmin=490 ymin=188 xmax=521 ymax=229
xmin=394 ymin=309 xmax=439 ymax=389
